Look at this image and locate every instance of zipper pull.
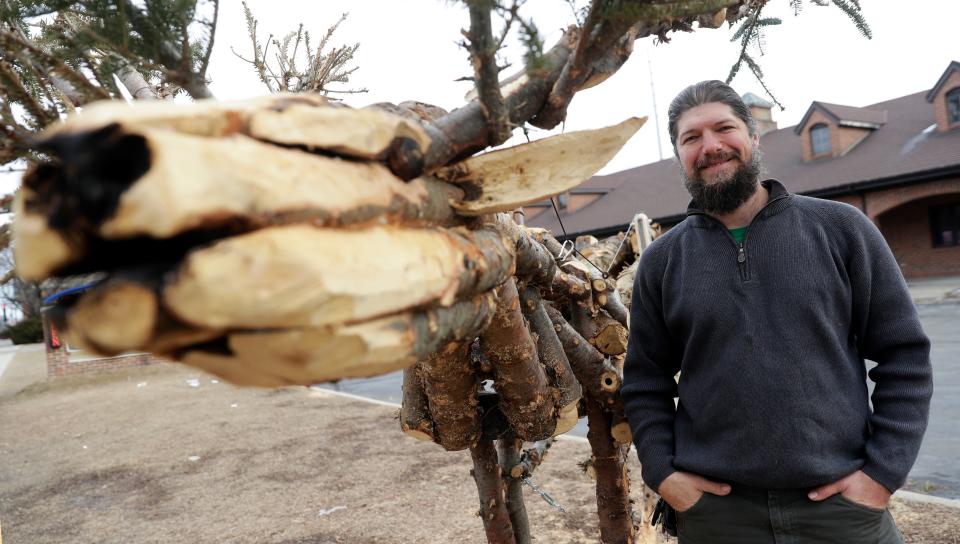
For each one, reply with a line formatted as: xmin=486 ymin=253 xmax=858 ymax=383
xmin=737 ymin=245 xmax=746 ymax=263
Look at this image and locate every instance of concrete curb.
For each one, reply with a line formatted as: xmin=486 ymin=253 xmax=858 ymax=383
xmin=310 ymin=386 xmax=593 ymax=444
xmin=894 ymin=489 xmax=960 ymax=508
xmin=308 ymin=386 xmax=401 ymax=409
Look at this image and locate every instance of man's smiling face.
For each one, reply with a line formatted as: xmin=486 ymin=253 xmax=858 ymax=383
xmin=675 ymin=101 xmax=759 ymax=186
xmin=674 ymin=101 xmax=762 ymax=214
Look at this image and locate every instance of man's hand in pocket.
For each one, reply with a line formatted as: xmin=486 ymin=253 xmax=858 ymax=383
xmin=658 ymin=471 xmax=732 ymax=512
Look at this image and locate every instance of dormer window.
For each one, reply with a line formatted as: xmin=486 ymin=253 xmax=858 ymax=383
xmin=948 ymin=88 xmax=960 ymax=125
xmin=810 ymin=124 xmax=831 ymax=156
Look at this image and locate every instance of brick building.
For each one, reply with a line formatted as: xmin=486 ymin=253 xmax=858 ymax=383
xmin=41 ymin=282 xmax=167 ymax=378
xmin=527 ymin=61 xmax=960 ymax=279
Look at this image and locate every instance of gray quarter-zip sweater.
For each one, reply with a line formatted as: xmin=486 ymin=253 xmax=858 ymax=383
xmin=622 ymin=179 xmax=932 ymax=493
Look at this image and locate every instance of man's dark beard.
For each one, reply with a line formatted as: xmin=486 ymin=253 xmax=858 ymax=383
xmin=682 ymin=148 xmax=763 ymax=214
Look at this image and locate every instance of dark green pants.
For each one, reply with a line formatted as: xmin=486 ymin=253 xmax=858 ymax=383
xmin=677 ymin=484 xmax=903 ymax=544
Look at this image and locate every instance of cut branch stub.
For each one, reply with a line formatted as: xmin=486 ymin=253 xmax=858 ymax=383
xmin=162 ymin=224 xmax=513 ymax=329
xmin=480 ymin=278 xmax=556 ymax=441
xmin=510 ymin=438 xmax=555 ymax=479
xmin=435 ymin=117 xmax=645 ymax=216
xmin=570 ymin=304 xmax=628 ymax=357
xmin=421 ymin=340 xmax=482 ymax=451
xmin=545 ymin=305 xmax=622 ymax=410
xmin=57 ymin=274 xmax=221 ymax=357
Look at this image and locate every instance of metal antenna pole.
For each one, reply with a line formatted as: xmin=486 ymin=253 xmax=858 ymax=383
xmin=648 ymin=49 xmax=664 ymax=161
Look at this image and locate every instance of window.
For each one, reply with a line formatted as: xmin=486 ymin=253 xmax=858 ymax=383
xmin=947 ymin=88 xmax=960 ymax=125
xmin=810 ymin=123 xmax=831 ymax=156
xmin=930 ymin=202 xmax=960 ymax=247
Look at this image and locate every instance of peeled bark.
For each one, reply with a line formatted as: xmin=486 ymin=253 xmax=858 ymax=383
xmin=470 ymin=439 xmax=517 ymax=544
xmin=585 ymin=398 xmax=636 ymax=544
xmin=401 ymin=364 xmax=435 ymax=442
xmin=163 ymin=224 xmax=513 ymax=329
xmin=497 ymin=437 xmax=532 ymax=544
xmin=178 ymin=291 xmax=497 ymax=387
xmin=545 ymin=305 xmax=622 ymax=410
xmin=39 ymin=126 xmax=454 ymax=241
xmin=49 ymin=94 xmax=431 ymax=162
xmin=480 ymin=279 xmax=555 ymax=441
xmin=435 ymin=117 xmax=644 ymax=216
xmin=420 ymin=340 xmax=482 ymax=451
xmin=117 ymin=64 xmax=157 ymax=100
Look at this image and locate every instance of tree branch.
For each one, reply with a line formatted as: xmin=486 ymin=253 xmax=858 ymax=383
xmin=467 ymin=0 xmax=512 ymax=144
xmin=199 ymin=0 xmax=219 ymax=78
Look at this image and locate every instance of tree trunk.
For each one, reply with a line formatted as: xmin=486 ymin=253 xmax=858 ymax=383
xmin=497 ymin=436 xmax=531 ymax=544
xmin=470 ymin=439 xmax=517 ymax=544
xmin=480 ymin=278 xmax=556 ymax=441
xmin=585 ymin=398 xmax=636 ymax=544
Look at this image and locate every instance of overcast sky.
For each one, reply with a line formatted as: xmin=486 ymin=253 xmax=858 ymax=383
xmin=3 ymin=0 xmax=958 ymax=193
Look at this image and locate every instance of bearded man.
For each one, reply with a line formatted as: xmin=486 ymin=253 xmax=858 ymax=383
xmin=621 ymin=80 xmax=932 ymax=543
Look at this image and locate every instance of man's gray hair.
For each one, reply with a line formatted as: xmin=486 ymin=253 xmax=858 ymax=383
xmin=667 ymin=80 xmax=757 ymax=156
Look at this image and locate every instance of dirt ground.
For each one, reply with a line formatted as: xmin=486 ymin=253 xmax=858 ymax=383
xmin=1 ymin=364 xmax=958 ymax=544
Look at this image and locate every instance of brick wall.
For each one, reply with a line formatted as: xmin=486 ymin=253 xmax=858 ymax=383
xmin=42 ymin=315 xmax=167 ymax=378
xmin=876 ymin=193 xmax=960 ymax=278
xmin=932 ymin=69 xmax=960 ymax=133
xmin=864 ymin=178 xmax=960 ymax=219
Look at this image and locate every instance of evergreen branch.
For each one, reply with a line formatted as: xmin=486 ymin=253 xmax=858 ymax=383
xmin=745 ymin=52 xmax=784 ymax=110
xmin=0 ymin=60 xmax=54 ymax=129
xmin=493 ymin=0 xmax=521 ymax=50
xmin=725 ymin=1 xmax=762 ymax=84
xmin=830 ymin=0 xmax=871 ymax=38
xmin=0 ymin=27 xmax=110 ymax=102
